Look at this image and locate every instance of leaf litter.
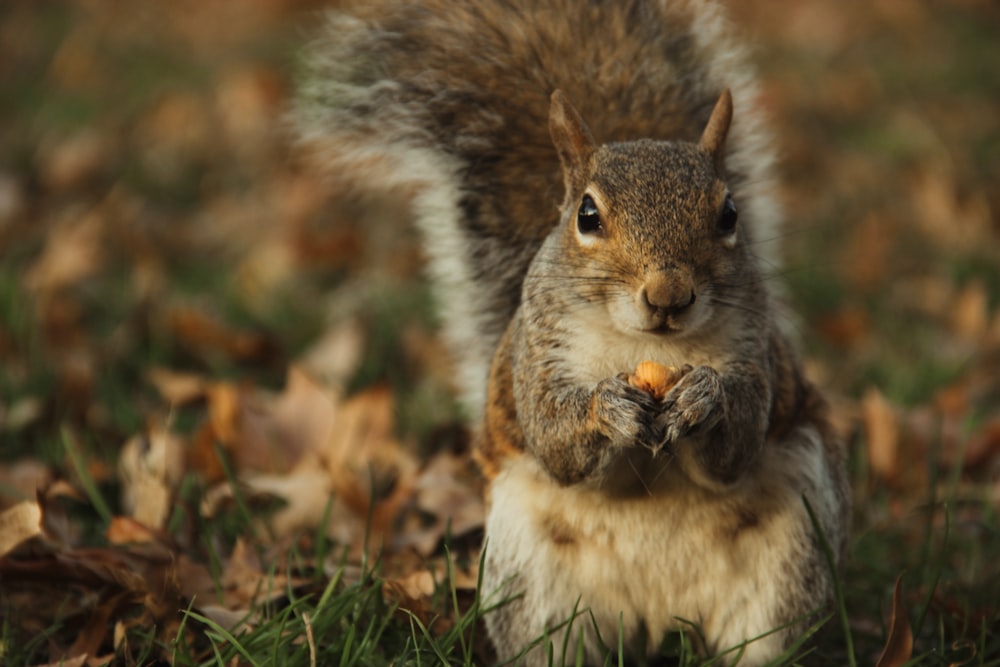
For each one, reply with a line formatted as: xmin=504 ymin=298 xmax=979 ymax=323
xmin=1 ymin=0 xmax=999 ymax=664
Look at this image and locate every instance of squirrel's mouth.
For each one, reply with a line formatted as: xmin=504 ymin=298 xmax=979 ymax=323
xmin=643 ymin=320 xmax=683 ymax=335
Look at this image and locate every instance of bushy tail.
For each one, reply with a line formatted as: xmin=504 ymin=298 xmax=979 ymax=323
xmin=293 ymin=0 xmax=783 ymax=417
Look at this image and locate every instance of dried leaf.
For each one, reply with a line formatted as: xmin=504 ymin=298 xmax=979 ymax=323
xmin=67 ymin=591 xmax=133 ymax=662
xmin=118 ymin=427 xmax=185 ymax=529
xmin=400 ymin=451 xmax=485 ymax=556
xmin=964 ymin=417 xmax=1000 ymax=471
xmin=147 ymin=367 xmax=211 ymax=405
xmin=842 ymin=212 xmax=896 ymax=291
xmin=202 ymin=464 xmax=331 ymax=536
xmin=135 ymin=92 xmax=213 ymax=181
xmin=297 ymin=320 xmax=365 ymax=389
xmin=0 ymin=459 xmax=52 ymax=508
xmin=197 ymin=605 xmax=255 ymax=632
xmin=167 ymin=305 xmax=278 ymax=365
xmin=0 ymin=395 xmax=45 ymax=433
xmin=321 ymin=384 xmax=417 ymax=484
xmin=875 ymin=575 xmax=913 ymax=667
xmin=215 ymin=67 xmax=284 ymax=160
xmin=952 ymin=280 xmax=989 ymax=343
xmin=0 ymin=170 xmax=25 ymax=229
xmin=38 ymin=128 xmax=113 ymax=191
xmin=234 ymin=367 xmax=339 ymax=473
xmin=187 ymin=420 xmax=228 ymax=483
xmin=0 ymin=500 xmax=42 ymax=556
xmin=383 ymin=569 xmax=440 ymax=630
xmin=817 ymin=306 xmax=871 ymax=348
xmin=24 ymin=206 xmax=105 ymax=293
xmin=36 ymin=655 xmax=89 ymax=667
xmin=106 ymin=516 xmax=159 ymax=545
xmin=207 ymin=380 xmax=242 ymax=446
xmin=862 ymin=387 xmax=900 ymax=481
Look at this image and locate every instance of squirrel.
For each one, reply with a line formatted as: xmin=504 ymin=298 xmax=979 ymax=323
xmin=294 ymin=0 xmax=851 ymax=665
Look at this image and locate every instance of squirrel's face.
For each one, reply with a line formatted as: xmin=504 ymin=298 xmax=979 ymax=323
xmin=558 ymin=140 xmax=750 ymax=339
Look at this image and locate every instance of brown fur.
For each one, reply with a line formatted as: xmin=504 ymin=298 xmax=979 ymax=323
xmin=295 ymin=1 xmax=850 ymax=663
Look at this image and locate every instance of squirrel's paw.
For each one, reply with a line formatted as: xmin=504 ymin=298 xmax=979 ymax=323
xmin=592 ymin=374 xmax=665 ymax=449
xmin=660 ymin=365 xmax=724 ymax=443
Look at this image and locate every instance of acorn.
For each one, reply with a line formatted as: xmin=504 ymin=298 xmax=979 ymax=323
xmin=628 ymin=360 xmax=683 ymax=400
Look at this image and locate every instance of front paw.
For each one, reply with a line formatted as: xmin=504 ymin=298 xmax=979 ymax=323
xmin=660 ymin=365 xmax=724 ymax=442
xmin=592 ymin=374 xmax=664 ymax=450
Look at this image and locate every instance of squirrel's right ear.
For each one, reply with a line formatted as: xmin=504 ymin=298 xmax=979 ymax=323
xmin=549 ymin=90 xmax=596 ymax=189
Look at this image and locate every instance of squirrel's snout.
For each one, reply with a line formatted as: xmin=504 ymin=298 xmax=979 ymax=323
xmin=641 ymin=270 xmax=696 ymax=317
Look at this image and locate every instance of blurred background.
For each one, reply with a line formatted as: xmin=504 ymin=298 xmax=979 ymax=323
xmin=0 ymin=0 xmax=998 ymax=663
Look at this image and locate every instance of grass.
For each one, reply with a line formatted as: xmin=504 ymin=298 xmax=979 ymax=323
xmin=1 ymin=432 xmax=997 ymax=665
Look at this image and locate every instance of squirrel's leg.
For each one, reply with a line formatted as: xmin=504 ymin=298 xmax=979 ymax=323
xmin=480 ymin=459 xmax=630 ymax=667
xmin=691 ymin=425 xmax=846 ymax=666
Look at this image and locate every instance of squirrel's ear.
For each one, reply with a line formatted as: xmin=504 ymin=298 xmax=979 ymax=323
xmin=549 ymin=90 xmax=596 ymax=187
xmin=698 ymin=88 xmax=733 ymax=172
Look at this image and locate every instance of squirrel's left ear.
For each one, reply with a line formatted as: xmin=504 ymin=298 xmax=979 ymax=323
xmin=549 ymin=90 xmax=596 ymax=192
xmin=699 ymin=88 xmax=733 ymax=173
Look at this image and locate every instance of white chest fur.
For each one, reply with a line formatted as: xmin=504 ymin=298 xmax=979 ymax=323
xmin=481 ymin=425 xmax=838 ymax=666
xmin=559 ymin=307 xmax=735 ymax=385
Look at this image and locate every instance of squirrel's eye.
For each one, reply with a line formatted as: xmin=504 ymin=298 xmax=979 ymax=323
xmin=577 ymin=194 xmax=602 ymax=234
xmin=717 ymin=195 xmax=738 ymax=236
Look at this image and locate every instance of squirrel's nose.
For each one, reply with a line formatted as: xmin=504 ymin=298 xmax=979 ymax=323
xmin=641 ymin=270 xmax=696 ymax=315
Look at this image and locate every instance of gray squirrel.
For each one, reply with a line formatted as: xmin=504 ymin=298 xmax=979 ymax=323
xmin=294 ymin=0 xmax=851 ymax=664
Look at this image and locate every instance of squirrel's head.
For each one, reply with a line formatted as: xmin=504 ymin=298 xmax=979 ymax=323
xmin=547 ymin=89 xmax=753 ymax=337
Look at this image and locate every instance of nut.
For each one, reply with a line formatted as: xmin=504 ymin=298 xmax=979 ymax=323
xmin=628 ymin=360 xmax=682 ymax=400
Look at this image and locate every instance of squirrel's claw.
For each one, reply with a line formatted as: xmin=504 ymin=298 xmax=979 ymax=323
xmin=659 ymin=365 xmax=724 ymax=444
xmin=593 ymin=374 xmax=665 ymax=450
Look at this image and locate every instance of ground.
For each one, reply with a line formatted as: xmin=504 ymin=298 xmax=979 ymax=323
xmin=0 ymin=1 xmax=998 ymax=665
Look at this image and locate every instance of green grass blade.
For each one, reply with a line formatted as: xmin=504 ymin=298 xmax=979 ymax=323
xmin=61 ymin=426 xmax=113 ymax=524
xmin=183 ymin=609 xmax=261 ymax=667
xmin=803 ymin=495 xmax=856 ymax=667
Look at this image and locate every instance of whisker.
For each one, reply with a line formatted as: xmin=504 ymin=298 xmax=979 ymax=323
xmin=626 ymin=455 xmax=654 ymax=497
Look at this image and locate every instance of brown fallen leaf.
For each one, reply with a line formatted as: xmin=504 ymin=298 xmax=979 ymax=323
xmin=0 ymin=500 xmax=42 ymax=557
xmin=952 ymin=280 xmax=989 ymax=343
xmin=817 ymin=305 xmax=871 ymax=349
xmin=147 ymin=367 xmax=212 ymax=405
xmin=0 ymin=395 xmax=45 ymax=434
xmin=37 ymin=128 xmax=114 ymax=192
xmin=24 ymin=206 xmax=106 ymax=294
xmin=106 ymin=516 xmax=161 ymax=546
xmin=401 ymin=451 xmax=485 ymax=556
xmin=215 ymin=66 xmax=284 ymax=161
xmin=118 ymin=427 xmax=185 ymax=529
xmin=383 ymin=569 xmax=441 ymax=632
xmin=199 ymin=380 xmax=422 ymax=556
xmin=35 ymin=655 xmax=89 ymax=667
xmin=964 ymin=417 xmax=1000 ymax=471
xmin=197 ymin=605 xmax=256 ymax=633
xmin=0 ymin=458 xmax=52 ymax=508
xmin=200 ymin=462 xmax=331 ymax=538
xmin=207 ymin=380 xmax=243 ymax=446
xmin=66 ymin=590 xmax=133 ymax=663
xmin=235 ymin=366 xmax=339 ymax=473
xmin=167 ymin=305 xmax=279 ymax=365
xmin=134 ymin=91 xmax=214 ymax=183
xmin=297 ymin=319 xmax=365 ymax=390
xmin=0 ymin=548 xmax=158 ymax=661
xmin=875 ymin=575 xmax=913 ymax=667
xmin=862 ymin=387 xmax=900 ymax=481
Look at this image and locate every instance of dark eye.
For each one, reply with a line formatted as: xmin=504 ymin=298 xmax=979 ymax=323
xmin=577 ymin=194 xmax=602 ymax=234
xmin=717 ymin=195 xmax=738 ymax=236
